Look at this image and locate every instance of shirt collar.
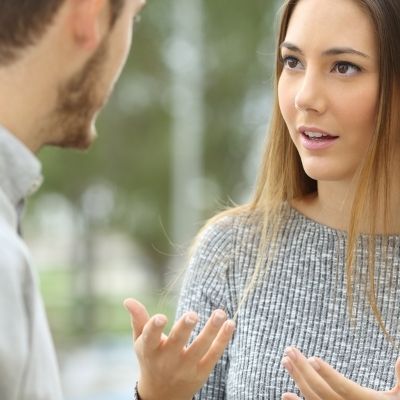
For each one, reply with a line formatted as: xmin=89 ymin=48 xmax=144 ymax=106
xmin=0 ymin=125 xmax=43 ymax=207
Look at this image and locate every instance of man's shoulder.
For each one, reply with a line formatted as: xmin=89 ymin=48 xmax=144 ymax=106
xmin=0 ymin=188 xmax=30 ymax=273
xmin=0 ymin=185 xmax=17 ymax=229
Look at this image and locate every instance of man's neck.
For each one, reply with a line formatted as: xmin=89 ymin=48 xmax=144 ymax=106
xmin=0 ymin=66 xmax=55 ymax=153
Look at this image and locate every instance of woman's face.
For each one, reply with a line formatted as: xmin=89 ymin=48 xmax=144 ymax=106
xmin=278 ymin=0 xmax=379 ymax=183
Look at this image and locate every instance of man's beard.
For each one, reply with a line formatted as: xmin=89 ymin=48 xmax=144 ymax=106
xmin=43 ymin=38 xmax=110 ymax=150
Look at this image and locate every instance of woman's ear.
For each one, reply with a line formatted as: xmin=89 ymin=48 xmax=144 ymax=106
xmin=66 ymin=0 xmax=110 ymax=51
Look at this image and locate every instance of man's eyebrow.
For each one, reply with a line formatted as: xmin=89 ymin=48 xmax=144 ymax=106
xmin=280 ymin=41 xmax=370 ymax=58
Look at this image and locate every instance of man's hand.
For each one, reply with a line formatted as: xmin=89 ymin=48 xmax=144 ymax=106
xmin=281 ymin=346 xmax=400 ymax=400
xmin=124 ymin=298 xmax=235 ymax=400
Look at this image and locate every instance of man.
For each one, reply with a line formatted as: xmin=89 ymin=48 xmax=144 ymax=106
xmin=0 ymin=0 xmax=145 ymax=398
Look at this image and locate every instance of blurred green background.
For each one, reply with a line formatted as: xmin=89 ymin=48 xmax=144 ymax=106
xmin=24 ymin=0 xmax=278 ymax=398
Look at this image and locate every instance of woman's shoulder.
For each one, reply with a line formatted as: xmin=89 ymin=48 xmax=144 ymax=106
xmin=192 ymin=206 xmax=262 ymax=262
xmin=185 ymin=207 xmax=262 ymax=300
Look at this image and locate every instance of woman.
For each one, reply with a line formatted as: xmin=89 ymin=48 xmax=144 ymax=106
xmin=125 ymin=0 xmax=400 ymax=398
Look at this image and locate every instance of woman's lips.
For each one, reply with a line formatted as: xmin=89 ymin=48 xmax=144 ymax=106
xmin=299 ymin=129 xmax=339 ymax=150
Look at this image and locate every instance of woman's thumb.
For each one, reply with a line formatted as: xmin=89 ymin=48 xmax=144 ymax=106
xmin=123 ymin=298 xmax=150 ymax=340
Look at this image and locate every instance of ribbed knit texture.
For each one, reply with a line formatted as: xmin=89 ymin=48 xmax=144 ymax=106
xmin=176 ymin=205 xmax=400 ymax=399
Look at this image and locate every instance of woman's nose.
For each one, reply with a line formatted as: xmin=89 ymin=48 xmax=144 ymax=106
xmin=294 ymin=71 xmax=326 ymax=114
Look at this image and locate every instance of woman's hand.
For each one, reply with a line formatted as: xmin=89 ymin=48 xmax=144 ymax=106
xmin=281 ymin=346 xmax=400 ymax=400
xmin=124 ymin=298 xmax=235 ymax=400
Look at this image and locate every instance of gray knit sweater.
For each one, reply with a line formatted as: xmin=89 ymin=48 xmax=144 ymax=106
xmin=176 ymin=205 xmax=400 ymax=399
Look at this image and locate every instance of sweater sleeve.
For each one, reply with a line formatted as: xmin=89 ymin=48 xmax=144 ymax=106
xmin=175 ymin=216 xmax=235 ymax=400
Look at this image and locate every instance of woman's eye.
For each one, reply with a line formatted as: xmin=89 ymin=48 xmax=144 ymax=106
xmin=333 ymin=62 xmax=361 ymax=76
xmin=282 ymin=56 xmax=302 ymax=70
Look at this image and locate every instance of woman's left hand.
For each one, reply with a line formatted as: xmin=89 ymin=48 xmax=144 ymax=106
xmin=281 ymin=346 xmax=400 ymax=400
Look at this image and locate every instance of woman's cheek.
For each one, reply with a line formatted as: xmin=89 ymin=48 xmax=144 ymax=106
xmin=337 ymin=85 xmax=378 ymax=144
xmin=278 ymin=77 xmax=294 ymax=126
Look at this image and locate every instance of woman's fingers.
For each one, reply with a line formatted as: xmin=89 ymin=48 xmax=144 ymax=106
xmin=185 ymin=309 xmax=228 ymax=360
xmin=282 ymin=347 xmax=383 ymax=400
xmin=130 ymin=305 xmax=235 ymax=400
xmin=307 ymin=357 xmax=380 ymax=399
xmin=164 ymin=309 xmax=235 ymax=375
xmin=282 ymin=347 xmax=339 ymax=400
xmin=383 ymin=357 xmax=400 ymax=396
xmin=165 ymin=311 xmax=199 ymax=352
xmin=395 ymin=357 xmax=400 ymax=388
xmin=198 ymin=319 xmax=235 ymax=372
xmin=123 ymin=298 xmax=150 ymax=340
xmin=282 ymin=394 xmax=301 ymax=400
xmin=140 ymin=314 xmax=168 ymax=351
xmin=127 ymin=303 xmax=235 ymax=383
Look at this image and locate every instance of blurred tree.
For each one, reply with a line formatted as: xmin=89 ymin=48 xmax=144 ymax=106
xmin=34 ymin=0 xmax=276 ymax=292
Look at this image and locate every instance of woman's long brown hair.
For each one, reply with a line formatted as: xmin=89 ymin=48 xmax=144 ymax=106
xmin=196 ymin=0 xmax=400 ymax=341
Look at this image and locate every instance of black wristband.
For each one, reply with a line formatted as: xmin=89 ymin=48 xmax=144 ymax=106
xmin=134 ymin=382 xmax=196 ymax=400
xmin=135 ymin=382 xmax=142 ymax=400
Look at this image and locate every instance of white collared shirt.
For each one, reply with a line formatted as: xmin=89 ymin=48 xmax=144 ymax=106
xmin=0 ymin=125 xmax=63 ymax=400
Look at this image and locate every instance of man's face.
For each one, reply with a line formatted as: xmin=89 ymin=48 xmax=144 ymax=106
xmin=45 ymin=0 xmax=144 ymax=149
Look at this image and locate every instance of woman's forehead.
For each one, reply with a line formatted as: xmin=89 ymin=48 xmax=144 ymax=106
xmin=284 ymin=0 xmax=376 ymax=57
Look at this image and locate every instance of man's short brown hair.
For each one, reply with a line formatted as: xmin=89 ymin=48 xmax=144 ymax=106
xmin=0 ymin=0 xmax=125 ymax=66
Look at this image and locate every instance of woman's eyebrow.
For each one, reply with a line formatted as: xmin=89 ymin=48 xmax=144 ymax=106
xmin=323 ymin=47 xmax=369 ymax=58
xmin=280 ymin=42 xmax=304 ymax=54
xmin=280 ymin=41 xmax=370 ymax=58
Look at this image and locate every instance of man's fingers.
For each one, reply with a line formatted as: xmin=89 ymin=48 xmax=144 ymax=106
xmin=165 ymin=311 xmax=199 ymax=352
xmin=185 ymin=309 xmax=227 ymax=360
xmin=123 ymin=298 xmax=150 ymax=340
xmin=198 ymin=319 xmax=235 ymax=372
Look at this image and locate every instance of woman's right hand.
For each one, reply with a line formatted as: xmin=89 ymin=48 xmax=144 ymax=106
xmin=124 ymin=298 xmax=235 ymax=400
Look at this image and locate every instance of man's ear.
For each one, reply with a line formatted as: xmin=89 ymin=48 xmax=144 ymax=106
xmin=67 ymin=0 xmax=110 ymax=51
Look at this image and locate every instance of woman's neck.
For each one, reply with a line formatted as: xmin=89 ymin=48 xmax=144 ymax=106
xmin=292 ymin=179 xmax=400 ymax=234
